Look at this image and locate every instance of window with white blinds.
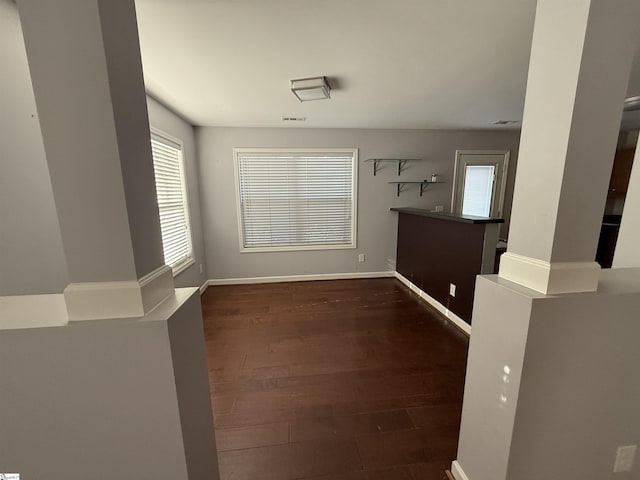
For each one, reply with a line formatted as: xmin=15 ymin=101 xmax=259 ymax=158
xmin=234 ymin=149 xmax=358 ymax=252
xmin=151 ymin=130 xmax=194 ymax=273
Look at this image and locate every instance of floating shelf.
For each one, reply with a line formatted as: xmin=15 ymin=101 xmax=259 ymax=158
xmin=365 ymin=158 xmax=422 ymax=176
xmin=388 ymin=181 xmax=445 ymax=197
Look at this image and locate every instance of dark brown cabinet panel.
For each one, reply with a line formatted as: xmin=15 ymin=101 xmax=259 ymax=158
xmin=396 ymin=213 xmax=486 ymax=324
xmin=609 ymin=148 xmax=635 ymax=196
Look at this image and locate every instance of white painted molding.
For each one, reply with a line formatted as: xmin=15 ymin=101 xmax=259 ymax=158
xmin=139 ymin=265 xmax=174 ymax=313
xmin=394 ymin=272 xmax=471 ymax=336
xmin=65 ymin=265 xmax=175 ymax=321
xmin=498 ymin=252 xmax=600 ymax=294
xmin=451 ymin=461 xmax=470 ymax=480
xmin=207 ymin=271 xmax=395 ymax=286
xmin=64 ymin=280 xmax=145 ymax=321
xmin=199 ymin=280 xmax=209 ymax=295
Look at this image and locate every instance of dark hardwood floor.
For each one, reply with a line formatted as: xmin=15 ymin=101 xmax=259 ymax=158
xmin=201 ymin=278 xmax=469 ymax=480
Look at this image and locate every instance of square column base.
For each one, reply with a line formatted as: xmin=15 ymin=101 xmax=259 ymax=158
xmin=454 ymin=269 xmax=640 ymax=480
xmin=63 ymin=265 xmax=174 ymax=320
xmin=498 ymin=252 xmax=600 ymax=294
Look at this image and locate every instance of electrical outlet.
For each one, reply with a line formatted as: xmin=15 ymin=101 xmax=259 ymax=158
xmin=358 ymin=253 xmax=365 ymax=263
xmin=435 ymin=205 xmax=444 ymax=212
xmin=614 ymin=445 xmax=637 ymax=472
xmin=449 ymin=283 xmax=457 ymax=297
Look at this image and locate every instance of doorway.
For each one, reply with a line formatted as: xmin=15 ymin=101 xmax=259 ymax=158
xmin=451 ymin=150 xmax=510 ymax=218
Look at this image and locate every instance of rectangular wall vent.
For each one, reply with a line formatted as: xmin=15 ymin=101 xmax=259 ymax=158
xmin=282 ymin=116 xmax=306 ymax=122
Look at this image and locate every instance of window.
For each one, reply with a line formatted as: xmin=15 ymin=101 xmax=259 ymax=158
xmin=462 ymin=165 xmax=496 ymax=217
xmin=150 ymin=129 xmax=194 ymax=274
xmin=452 ymin=150 xmax=510 ymax=218
xmin=234 ymin=148 xmax=358 ymax=252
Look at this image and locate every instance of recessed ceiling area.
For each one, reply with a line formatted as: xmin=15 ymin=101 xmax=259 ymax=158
xmin=135 ymin=0 xmax=640 ymax=130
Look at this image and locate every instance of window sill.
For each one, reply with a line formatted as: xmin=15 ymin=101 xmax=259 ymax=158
xmin=171 ymin=256 xmax=195 ymax=277
xmin=240 ymin=243 xmax=357 ymax=254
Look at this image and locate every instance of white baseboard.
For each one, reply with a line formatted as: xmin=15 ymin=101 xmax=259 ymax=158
xmin=394 ymin=272 xmax=471 ymax=336
xmin=451 ymin=461 xmax=470 ymax=480
xmin=199 ymin=280 xmax=209 ymax=295
xmin=207 ymin=271 xmax=395 ymax=286
xmin=139 ymin=265 xmax=174 ymax=314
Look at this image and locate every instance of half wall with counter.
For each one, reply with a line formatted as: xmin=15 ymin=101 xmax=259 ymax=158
xmin=392 ymin=208 xmax=504 ymax=327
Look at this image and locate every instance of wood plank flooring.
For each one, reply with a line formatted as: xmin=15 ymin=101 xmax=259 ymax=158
xmin=201 ymin=278 xmax=469 ymax=480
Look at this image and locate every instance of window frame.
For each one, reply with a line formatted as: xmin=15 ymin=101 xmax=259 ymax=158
xmin=150 ymin=127 xmax=195 ymax=276
xmin=451 ymin=150 xmax=510 ymax=218
xmin=233 ymin=148 xmax=359 ymax=253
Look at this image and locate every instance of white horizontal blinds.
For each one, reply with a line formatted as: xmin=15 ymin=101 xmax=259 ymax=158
xmin=462 ymin=165 xmax=495 ymax=217
xmin=237 ymin=151 xmax=355 ymax=249
xmin=151 ymin=133 xmax=192 ymax=268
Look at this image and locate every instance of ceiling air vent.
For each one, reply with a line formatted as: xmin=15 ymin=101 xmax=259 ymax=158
xmin=282 ymin=116 xmax=306 ymax=122
xmin=492 ymin=120 xmax=519 ymax=125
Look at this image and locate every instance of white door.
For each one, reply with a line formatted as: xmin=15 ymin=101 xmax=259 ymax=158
xmin=452 ymin=150 xmax=510 ymax=218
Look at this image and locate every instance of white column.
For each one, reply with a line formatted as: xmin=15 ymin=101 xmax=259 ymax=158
xmin=17 ymin=0 xmax=173 ymax=320
xmin=453 ymin=2 xmax=640 ymax=480
xmin=498 ymin=0 xmax=639 ymax=294
xmin=612 ymin=147 xmax=640 ymax=267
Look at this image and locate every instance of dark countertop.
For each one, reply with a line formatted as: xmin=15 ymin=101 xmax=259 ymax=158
xmin=390 ymin=207 xmax=504 ymax=224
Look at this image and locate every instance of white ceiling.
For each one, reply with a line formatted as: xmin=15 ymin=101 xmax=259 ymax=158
xmin=134 ymin=0 xmax=640 ymax=130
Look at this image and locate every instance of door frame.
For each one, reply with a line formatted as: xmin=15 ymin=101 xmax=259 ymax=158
xmin=451 ymin=150 xmax=510 ymax=217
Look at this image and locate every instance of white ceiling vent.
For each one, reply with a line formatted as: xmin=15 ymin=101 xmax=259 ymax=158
xmin=282 ymin=116 xmax=307 ymax=122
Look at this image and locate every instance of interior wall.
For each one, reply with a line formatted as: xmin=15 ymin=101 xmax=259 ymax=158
xmin=197 ymin=127 xmax=521 ymax=280
xmin=0 ymin=0 xmax=207 ymax=294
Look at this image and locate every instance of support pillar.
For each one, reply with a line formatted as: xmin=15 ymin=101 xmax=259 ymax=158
xmin=17 ymin=0 xmax=173 ymax=320
xmin=453 ymin=1 xmax=640 ymax=480
xmin=2 ymin=2 xmax=220 ymax=479
xmin=498 ymin=0 xmax=638 ymax=294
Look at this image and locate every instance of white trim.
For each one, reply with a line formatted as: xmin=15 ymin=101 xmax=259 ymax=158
xmin=64 ymin=265 xmax=175 ymax=321
xmin=172 ymin=256 xmax=195 ymax=277
xmin=394 ymin=272 xmax=471 ymax=336
xmin=199 ymin=280 xmax=209 ymax=295
xmin=207 ymin=271 xmax=394 ymax=286
xmin=451 ymin=461 xmax=470 ymax=480
xmin=235 ymin=243 xmax=357 ymax=254
xmin=498 ymin=252 xmax=600 ymax=294
xmin=139 ymin=265 xmax=174 ymax=314
xmin=64 ymin=280 xmax=145 ymax=321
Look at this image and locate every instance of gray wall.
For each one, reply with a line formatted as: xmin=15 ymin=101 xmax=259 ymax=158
xmin=197 ymin=127 xmax=520 ymax=280
xmin=0 ymin=0 xmax=207 ymax=294
xmin=147 ymin=96 xmax=208 ymax=288
xmin=0 ymin=0 xmax=68 ymax=295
